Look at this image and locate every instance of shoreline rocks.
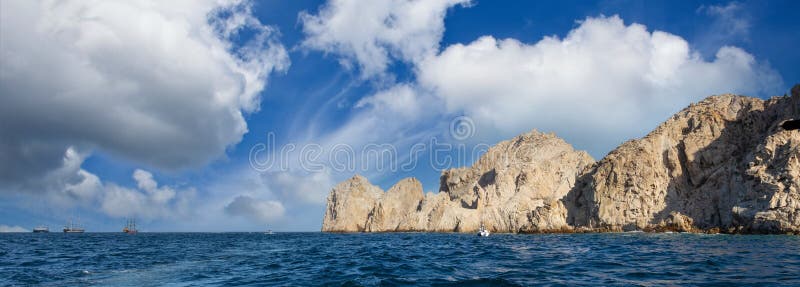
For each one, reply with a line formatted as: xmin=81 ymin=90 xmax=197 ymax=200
xmin=322 ymin=92 xmax=800 ymax=234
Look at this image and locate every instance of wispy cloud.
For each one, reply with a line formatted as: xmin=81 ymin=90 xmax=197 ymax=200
xmin=698 ymin=2 xmax=751 ymax=39
xmin=696 ymin=1 xmax=752 ymax=54
xmin=0 ymin=225 xmax=28 ymax=233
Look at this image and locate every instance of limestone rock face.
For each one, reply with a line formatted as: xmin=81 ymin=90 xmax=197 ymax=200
xmin=321 ymin=175 xmax=383 ymax=232
xmin=322 ymin=93 xmax=800 ymax=234
xmin=365 ymin=178 xmax=425 ymax=232
xmin=322 ymin=130 xmax=596 ymax=233
xmin=430 ymin=131 xmax=595 ymax=233
xmin=570 ymin=94 xmax=800 ymax=233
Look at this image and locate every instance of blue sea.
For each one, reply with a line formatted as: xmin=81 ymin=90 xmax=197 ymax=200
xmin=1 ymin=232 xmax=799 ymax=286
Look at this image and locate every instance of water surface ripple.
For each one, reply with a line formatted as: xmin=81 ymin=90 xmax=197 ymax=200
xmin=1 ymin=232 xmax=798 ymax=286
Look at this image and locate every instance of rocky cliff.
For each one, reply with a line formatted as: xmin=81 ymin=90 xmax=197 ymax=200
xmin=569 ymin=94 xmax=800 ymax=233
xmin=322 ymin=92 xmax=800 ymax=234
xmin=322 ymin=131 xmax=595 ymax=233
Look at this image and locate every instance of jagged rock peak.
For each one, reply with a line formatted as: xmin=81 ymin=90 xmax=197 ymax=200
xmin=322 ymin=174 xmax=383 ymax=232
xmin=323 ymin=130 xmax=596 ymax=233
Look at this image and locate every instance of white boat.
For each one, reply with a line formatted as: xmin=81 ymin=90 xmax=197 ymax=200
xmin=33 ymin=226 xmax=49 ymax=233
xmin=477 ymin=224 xmax=490 ymax=237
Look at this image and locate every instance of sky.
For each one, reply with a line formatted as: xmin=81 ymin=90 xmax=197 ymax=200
xmin=0 ymin=0 xmax=798 ymax=232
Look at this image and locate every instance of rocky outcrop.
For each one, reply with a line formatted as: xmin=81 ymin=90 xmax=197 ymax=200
xmin=364 ymin=178 xmax=425 ymax=232
xmin=428 ymin=131 xmax=595 ymax=233
xmin=322 ymin=130 xmax=596 ymax=233
xmin=322 ymin=175 xmax=383 ymax=232
xmin=323 ymin=91 xmax=800 ymax=234
xmin=570 ymin=94 xmax=800 ymax=234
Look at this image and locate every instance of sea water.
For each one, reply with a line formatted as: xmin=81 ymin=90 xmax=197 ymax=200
xmin=1 ymin=232 xmax=798 ymax=286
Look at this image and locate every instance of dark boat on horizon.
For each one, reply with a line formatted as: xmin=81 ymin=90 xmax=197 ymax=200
xmin=63 ymin=218 xmax=85 ymax=233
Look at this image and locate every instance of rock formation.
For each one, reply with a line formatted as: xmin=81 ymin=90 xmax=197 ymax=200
xmin=323 ymin=131 xmax=595 ymax=233
xmin=322 ymin=91 xmax=800 ymax=234
xmin=322 ymin=175 xmax=383 ymax=232
xmin=569 ymin=94 xmax=800 ymax=233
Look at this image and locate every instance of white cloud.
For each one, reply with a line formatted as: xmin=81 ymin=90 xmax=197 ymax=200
xmin=355 ymin=84 xmax=423 ymax=118
xmin=97 ymin=169 xmax=194 ymax=220
xmin=299 ymin=2 xmax=781 ymax=159
xmin=0 ymin=0 xmax=289 ymax=191
xmin=698 ymin=2 xmax=750 ymax=43
xmin=300 ymin=0 xmax=470 ymax=77
xmin=40 ymin=147 xmax=102 ymax=206
xmin=132 ymin=169 xmax=176 ymax=205
xmin=267 ymin=171 xmax=336 ymax=205
xmin=224 ymin=195 xmax=285 ymax=223
xmin=2 ymin=145 xmax=196 ymax=221
xmin=195 ymin=167 xmax=325 ymax=229
xmin=0 ymin=225 xmax=29 ymax=233
xmin=77 ymin=168 xmax=195 ymax=220
xmin=415 ymin=15 xmax=782 ymax=156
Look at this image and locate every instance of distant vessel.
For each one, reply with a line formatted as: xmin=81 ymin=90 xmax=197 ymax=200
xmin=478 ymin=224 xmax=490 ymax=237
xmin=265 ymin=227 xmax=274 ymax=235
xmin=63 ymin=218 xmax=85 ymax=233
xmin=33 ymin=226 xmax=49 ymax=233
xmin=123 ymin=218 xmax=138 ymax=234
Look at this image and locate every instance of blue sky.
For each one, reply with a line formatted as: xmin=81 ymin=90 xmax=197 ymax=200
xmin=0 ymin=0 xmax=798 ymax=232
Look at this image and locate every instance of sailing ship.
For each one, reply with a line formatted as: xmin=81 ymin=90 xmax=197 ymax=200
xmin=63 ymin=218 xmax=85 ymax=233
xmin=33 ymin=225 xmax=49 ymax=233
xmin=123 ymin=218 xmax=138 ymax=234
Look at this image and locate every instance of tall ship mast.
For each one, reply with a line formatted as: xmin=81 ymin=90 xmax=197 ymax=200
xmin=123 ymin=218 xmax=138 ymax=234
xmin=63 ymin=218 xmax=85 ymax=233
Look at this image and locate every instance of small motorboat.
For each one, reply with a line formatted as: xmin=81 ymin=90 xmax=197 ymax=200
xmin=477 ymin=224 xmax=490 ymax=237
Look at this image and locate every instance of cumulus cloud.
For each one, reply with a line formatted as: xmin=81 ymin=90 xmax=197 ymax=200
xmin=300 ymin=0 xmax=470 ymax=77
xmin=100 ymin=169 xmax=195 ymax=219
xmin=33 ymin=160 xmax=196 ymax=220
xmin=0 ymin=0 xmax=289 ymax=192
xmin=0 ymin=225 xmax=29 ymax=233
xmin=416 ymin=15 xmax=782 ymax=156
xmin=39 ymin=147 xmax=102 ymax=207
xmin=224 ymin=195 xmax=285 ymax=223
xmin=300 ymin=8 xmax=782 ymax=158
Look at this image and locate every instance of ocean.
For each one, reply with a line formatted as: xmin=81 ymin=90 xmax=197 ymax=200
xmin=1 ymin=232 xmax=798 ymax=286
